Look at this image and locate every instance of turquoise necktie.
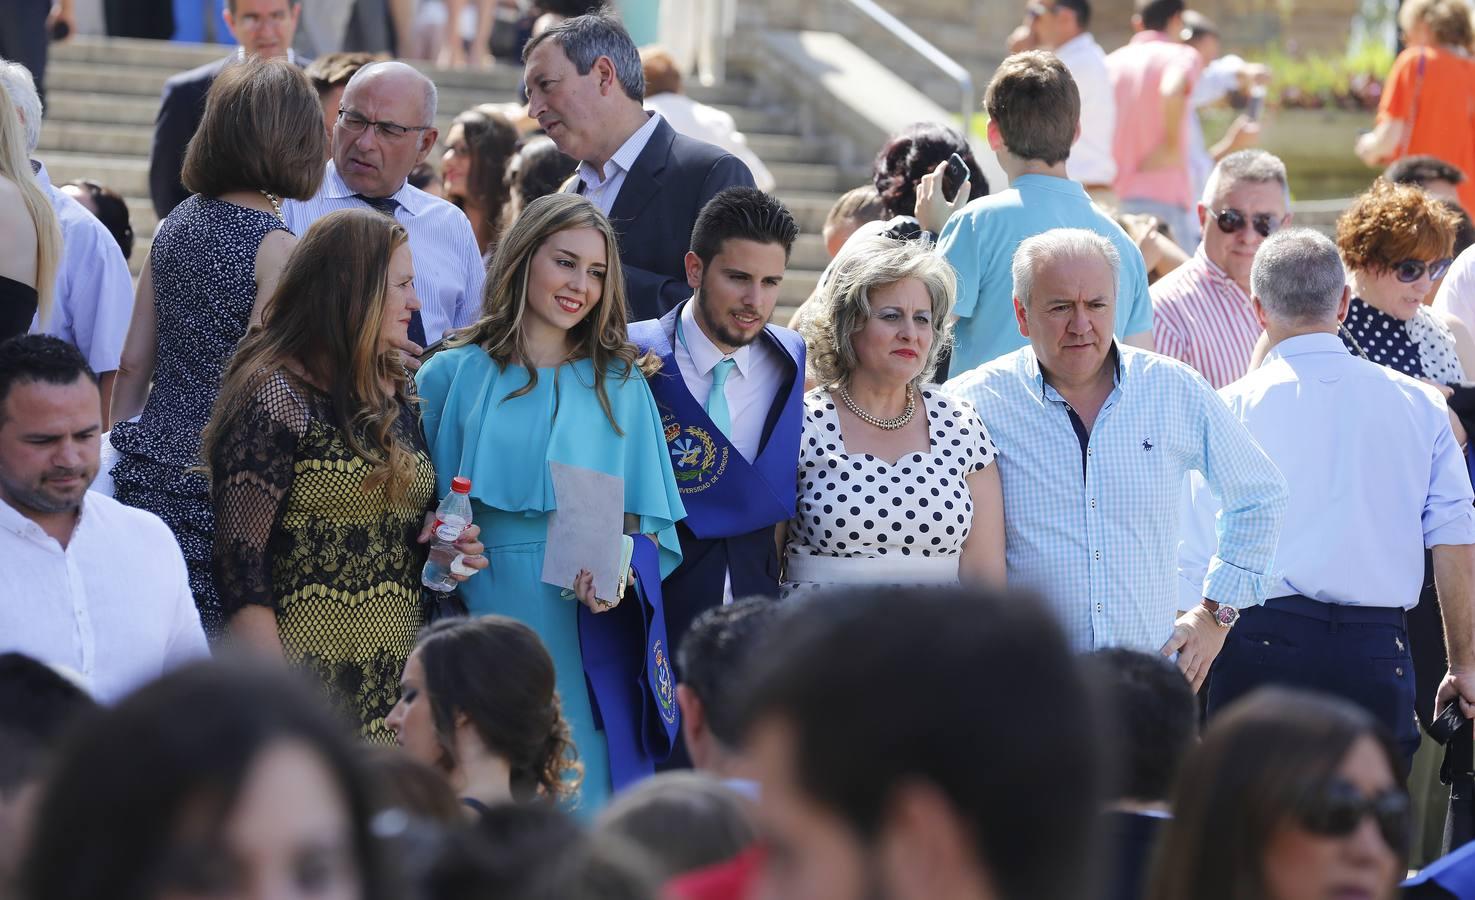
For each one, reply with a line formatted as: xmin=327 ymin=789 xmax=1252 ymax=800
xmin=707 ymin=358 xmax=736 ymax=438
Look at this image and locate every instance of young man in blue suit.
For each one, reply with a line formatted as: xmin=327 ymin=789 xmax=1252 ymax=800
xmin=525 ymin=12 xmax=756 ymax=321
xmin=629 ymin=187 xmax=803 ymax=684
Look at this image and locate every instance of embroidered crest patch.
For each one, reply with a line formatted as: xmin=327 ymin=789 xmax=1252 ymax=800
xmin=651 ymin=639 xmax=677 ymax=726
xmin=662 ymin=413 xmax=730 ymax=494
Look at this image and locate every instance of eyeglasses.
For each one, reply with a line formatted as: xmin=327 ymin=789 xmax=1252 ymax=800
xmin=1294 ymin=778 xmax=1410 ymax=852
xmin=337 ymin=109 xmax=431 ymax=140
xmin=1206 ymin=207 xmax=1286 ymax=238
xmin=1026 ymin=1 xmax=1052 ymax=17
xmin=1390 ymin=256 xmax=1455 ymax=283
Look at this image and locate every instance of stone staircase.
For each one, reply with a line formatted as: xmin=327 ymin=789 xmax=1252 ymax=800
xmin=38 ymin=36 xmax=867 ymax=319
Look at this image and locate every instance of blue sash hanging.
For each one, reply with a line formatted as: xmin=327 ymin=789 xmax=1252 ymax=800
xmin=629 ymin=305 xmax=805 ymax=539
xmin=576 ymin=535 xmax=680 ymax=792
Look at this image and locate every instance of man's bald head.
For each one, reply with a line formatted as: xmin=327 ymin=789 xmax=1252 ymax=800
xmin=333 ymin=61 xmax=440 ymax=198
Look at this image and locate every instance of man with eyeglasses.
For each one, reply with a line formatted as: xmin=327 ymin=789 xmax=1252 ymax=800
xmin=1180 ymin=227 xmax=1475 ymax=768
xmin=283 ymin=61 xmax=485 ymax=356
xmin=1150 ymin=149 xmax=1290 ymax=388
xmin=148 ymin=0 xmax=303 ymax=220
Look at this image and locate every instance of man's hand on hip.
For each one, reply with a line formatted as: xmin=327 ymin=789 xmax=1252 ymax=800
xmin=1160 ymin=603 xmax=1229 ymax=693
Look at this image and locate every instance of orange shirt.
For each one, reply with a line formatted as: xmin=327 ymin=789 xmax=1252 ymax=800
xmin=1379 ymin=46 xmax=1475 ymax=216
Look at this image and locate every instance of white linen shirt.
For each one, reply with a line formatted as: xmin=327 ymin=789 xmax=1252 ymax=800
xmin=283 ymin=162 xmax=486 ymax=343
xmin=30 ymin=161 xmax=136 ymax=373
xmin=575 ymin=111 xmax=664 ymax=215
xmin=1435 ymin=244 xmax=1475 ymax=337
xmin=0 ymin=491 xmax=209 ymax=703
xmin=1055 ymin=32 xmax=1118 ymax=187
xmin=1180 ymin=333 xmax=1475 ymax=611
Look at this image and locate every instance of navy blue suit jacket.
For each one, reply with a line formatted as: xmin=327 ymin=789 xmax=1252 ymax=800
xmin=578 ymin=116 xmax=755 ymax=322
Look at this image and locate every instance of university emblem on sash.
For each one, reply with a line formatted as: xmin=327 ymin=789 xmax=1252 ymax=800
xmin=662 ymin=414 xmax=729 ymax=494
xmin=652 ymin=639 xmax=677 ymax=726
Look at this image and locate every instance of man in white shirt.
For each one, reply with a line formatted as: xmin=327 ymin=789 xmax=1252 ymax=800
xmin=628 ymin=188 xmax=805 ymax=677
xmin=1027 ymin=0 xmax=1119 ymax=206
xmin=0 ymin=335 xmax=208 ymax=704
xmin=1435 ymin=244 xmax=1475 ymax=335
xmin=283 ymin=61 xmax=485 ymax=350
xmin=1181 ymin=228 xmax=1475 ymax=765
xmin=0 ymin=61 xmax=134 ymax=425
xmin=524 ymin=12 xmax=755 ymax=320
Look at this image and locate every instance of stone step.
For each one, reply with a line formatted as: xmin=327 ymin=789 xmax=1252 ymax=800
xmin=47 ymin=93 xmax=160 ymax=126
xmin=39 ymin=121 xmax=152 ymax=156
xmin=744 ymin=132 xmax=834 ymax=164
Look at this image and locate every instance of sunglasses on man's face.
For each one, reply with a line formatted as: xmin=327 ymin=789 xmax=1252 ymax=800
xmin=1294 ymin=777 xmax=1410 ymax=852
xmin=1390 ymin=257 xmax=1455 ymax=284
xmin=1206 ymin=207 xmax=1286 ymax=239
xmin=1026 ymin=2 xmax=1053 ymax=17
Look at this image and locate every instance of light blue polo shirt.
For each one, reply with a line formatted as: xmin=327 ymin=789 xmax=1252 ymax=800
xmin=936 ymin=174 xmax=1154 ymax=375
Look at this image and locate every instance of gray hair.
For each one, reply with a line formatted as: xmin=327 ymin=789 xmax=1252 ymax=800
xmin=345 ymin=61 xmax=437 ymax=125
xmin=1011 ymin=228 xmax=1121 ymax=307
xmin=0 ymin=60 xmax=42 ymax=154
xmin=1250 ymin=227 xmax=1347 ymax=323
xmin=1201 ymin=149 xmax=1290 ymax=208
xmin=802 ymin=235 xmax=956 ymax=386
xmin=523 ymin=12 xmax=645 ymax=102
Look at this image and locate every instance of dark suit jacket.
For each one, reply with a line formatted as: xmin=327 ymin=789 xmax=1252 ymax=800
xmin=149 ymin=56 xmax=230 ymax=221
xmin=577 ymin=116 xmax=755 ymax=322
xmin=148 ymin=55 xmax=310 ymax=220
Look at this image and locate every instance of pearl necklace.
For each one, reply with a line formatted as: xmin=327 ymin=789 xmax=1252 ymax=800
xmin=839 ymin=382 xmax=916 ymax=430
xmin=258 ymin=189 xmax=284 ymax=222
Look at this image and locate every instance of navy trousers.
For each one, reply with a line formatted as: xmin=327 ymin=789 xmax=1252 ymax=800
xmin=1208 ymin=595 xmax=1422 ymax=768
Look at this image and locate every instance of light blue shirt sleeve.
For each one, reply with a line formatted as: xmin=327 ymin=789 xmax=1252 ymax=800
xmin=453 ymin=222 xmax=487 ymax=330
xmin=1193 ymin=379 xmax=1288 ymax=606
xmin=1423 ymin=414 xmax=1475 ymax=547
xmin=936 ymin=207 xmax=983 ymax=320
xmin=1120 ymin=252 xmax=1155 ymax=338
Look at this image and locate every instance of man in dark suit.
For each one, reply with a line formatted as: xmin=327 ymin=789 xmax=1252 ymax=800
xmin=148 ymin=0 xmax=302 ymax=220
xmin=524 ymin=12 xmax=755 ymax=322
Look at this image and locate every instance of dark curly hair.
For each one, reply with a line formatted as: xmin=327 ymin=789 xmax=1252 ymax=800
xmin=872 ymin=122 xmax=987 ymax=219
xmin=415 ymin=616 xmax=582 ymax=803
xmin=447 ymin=104 xmax=519 ymax=253
xmin=1336 ymin=177 xmax=1458 ymax=274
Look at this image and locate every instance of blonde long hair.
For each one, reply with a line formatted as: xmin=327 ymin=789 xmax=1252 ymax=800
xmin=202 ymin=209 xmax=420 ymax=500
xmin=0 ymin=81 xmax=60 ymax=324
xmin=445 ymin=193 xmax=656 ymax=433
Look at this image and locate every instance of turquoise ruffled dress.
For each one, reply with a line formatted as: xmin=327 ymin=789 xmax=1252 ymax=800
xmin=416 ymin=347 xmax=685 ymax=812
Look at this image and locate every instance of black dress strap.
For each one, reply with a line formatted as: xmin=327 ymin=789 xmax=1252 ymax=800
xmin=460 ymin=796 xmax=494 ymax=819
xmin=0 ymin=275 xmax=38 ymax=342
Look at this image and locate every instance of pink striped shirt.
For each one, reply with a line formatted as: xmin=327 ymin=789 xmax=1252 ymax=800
xmin=1151 ymin=249 xmax=1262 ymax=389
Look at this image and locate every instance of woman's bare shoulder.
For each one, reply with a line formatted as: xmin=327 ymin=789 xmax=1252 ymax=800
xmin=0 ymin=175 xmax=39 ymax=283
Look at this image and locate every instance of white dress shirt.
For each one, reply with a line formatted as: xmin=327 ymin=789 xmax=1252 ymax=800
xmin=1435 ymin=244 xmax=1475 ymax=337
xmin=0 ymin=491 xmax=210 ymax=703
xmin=575 ymin=111 xmax=665 ymax=215
xmin=283 ymin=162 xmax=486 ymax=343
xmin=30 ymin=161 xmax=136 ymax=373
xmin=674 ymin=299 xmax=788 ymax=603
xmin=645 ymin=93 xmax=776 ymax=192
xmin=1180 ymin=333 xmax=1475 ymax=611
xmin=674 ymin=299 xmax=786 ymax=465
xmin=1055 ymin=32 xmax=1118 ymax=187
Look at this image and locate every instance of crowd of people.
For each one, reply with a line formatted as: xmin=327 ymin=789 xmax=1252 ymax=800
xmin=5 ymin=0 xmax=1475 ymax=897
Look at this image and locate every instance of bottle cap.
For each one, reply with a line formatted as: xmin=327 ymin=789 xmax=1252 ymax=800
xmin=451 ymin=476 xmax=472 ymax=493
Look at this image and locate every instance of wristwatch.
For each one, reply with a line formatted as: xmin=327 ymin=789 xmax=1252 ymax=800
xmin=1202 ymin=599 xmax=1239 ymax=629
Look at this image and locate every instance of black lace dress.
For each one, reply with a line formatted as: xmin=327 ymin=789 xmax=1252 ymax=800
xmin=210 ymin=371 xmax=435 ymax=743
xmin=110 ymin=195 xmax=289 ymax=638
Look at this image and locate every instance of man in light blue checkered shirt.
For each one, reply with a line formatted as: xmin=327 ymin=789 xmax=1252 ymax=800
xmin=943 ymin=228 xmax=1286 ymax=688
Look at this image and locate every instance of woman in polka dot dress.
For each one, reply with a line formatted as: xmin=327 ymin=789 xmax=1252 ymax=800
xmin=783 ymin=235 xmax=1005 ymax=595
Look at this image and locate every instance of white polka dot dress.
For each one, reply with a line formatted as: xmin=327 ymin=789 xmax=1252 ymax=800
xmin=782 ymin=387 xmax=997 ymax=595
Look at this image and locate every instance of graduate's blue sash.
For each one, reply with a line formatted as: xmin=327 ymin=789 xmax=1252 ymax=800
xmin=629 ymin=307 xmax=805 ymax=540
xmin=576 ymin=536 xmax=680 ymax=792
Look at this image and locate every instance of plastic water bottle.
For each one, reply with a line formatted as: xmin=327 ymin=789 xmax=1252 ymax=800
xmin=421 ymin=477 xmax=473 ymax=592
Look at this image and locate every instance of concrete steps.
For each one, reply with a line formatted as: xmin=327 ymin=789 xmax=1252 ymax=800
xmin=37 ymin=36 xmax=853 ymax=315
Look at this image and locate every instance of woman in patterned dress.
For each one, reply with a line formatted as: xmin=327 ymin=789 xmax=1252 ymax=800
xmin=110 ymin=59 xmax=327 ymax=639
xmin=204 ymin=209 xmax=486 ymax=743
xmin=783 ymin=235 xmax=1005 ymax=594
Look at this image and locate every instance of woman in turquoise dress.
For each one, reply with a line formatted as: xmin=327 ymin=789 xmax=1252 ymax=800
xmin=415 ymin=193 xmax=684 ymax=812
